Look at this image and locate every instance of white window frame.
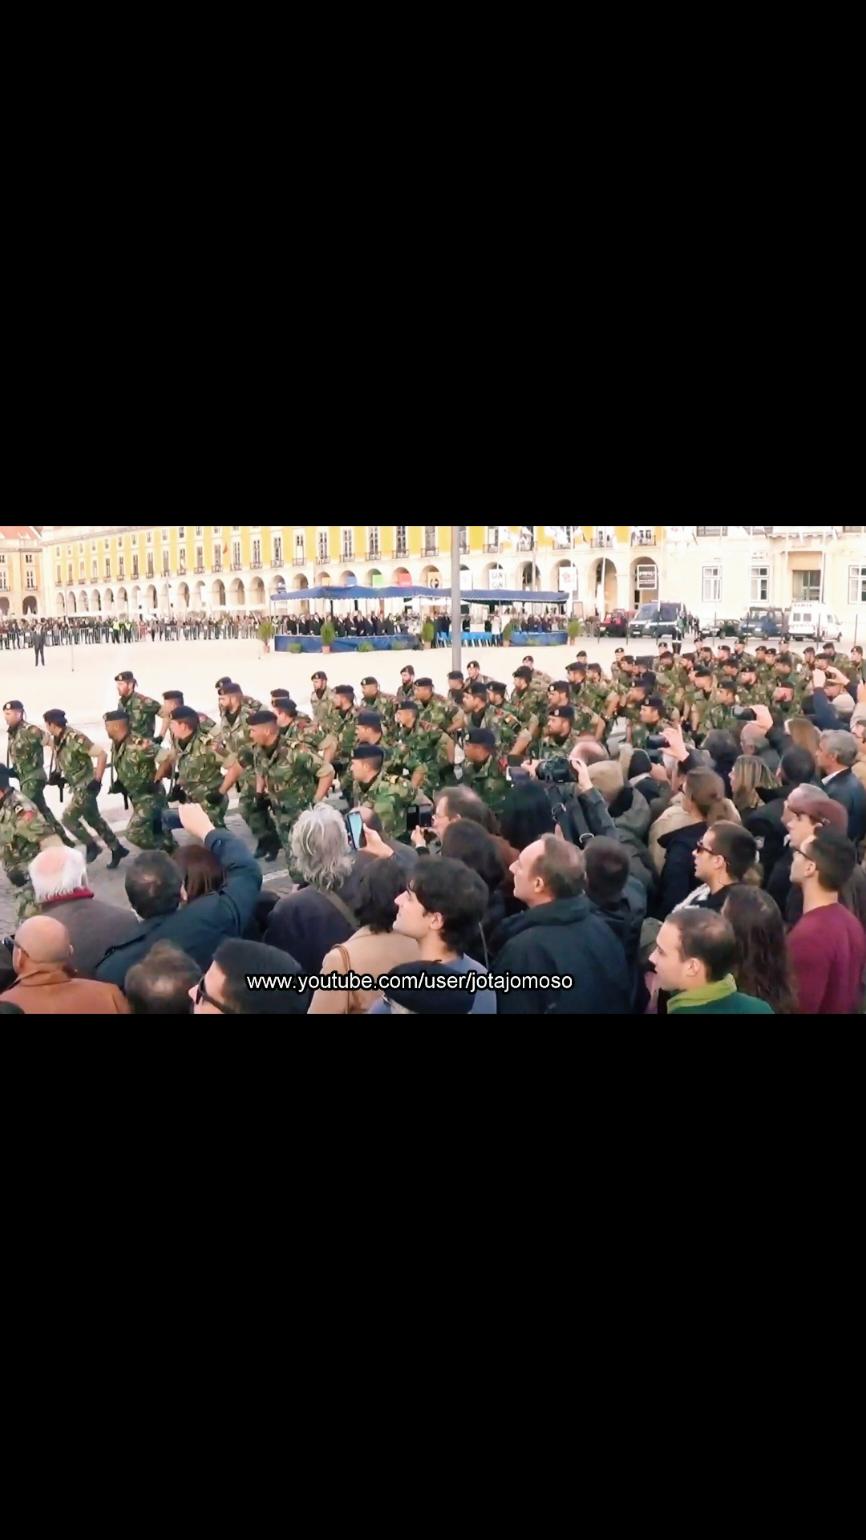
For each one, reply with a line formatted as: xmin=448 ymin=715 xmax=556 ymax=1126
xmin=751 ymin=565 xmax=770 ymax=603
xmin=702 ymin=564 xmax=722 ymax=603
xmin=849 ymin=564 xmax=866 ymax=604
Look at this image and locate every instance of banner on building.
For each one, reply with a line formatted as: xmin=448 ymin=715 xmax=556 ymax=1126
xmin=636 ymin=564 xmax=658 ymax=589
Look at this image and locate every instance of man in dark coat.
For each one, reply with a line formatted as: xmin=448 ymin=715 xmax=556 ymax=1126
xmin=494 ymin=834 xmax=630 ymax=1014
xmin=94 ymin=802 xmax=262 ymax=986
xmin=816 ymin=730 xmax=866 ymax=842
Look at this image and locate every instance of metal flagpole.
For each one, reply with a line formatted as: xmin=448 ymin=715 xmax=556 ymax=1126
xmin=451 ymin=523 xmax=462 ymax=674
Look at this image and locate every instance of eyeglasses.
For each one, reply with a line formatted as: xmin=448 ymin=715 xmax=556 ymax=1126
xmin=694 ymin=841 xmax=715 ymax=855
xmin=194 ymin=977 xmax=237 ymax=1014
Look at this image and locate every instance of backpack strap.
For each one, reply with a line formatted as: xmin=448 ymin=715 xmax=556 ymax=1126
xmin=319 ymin=889 xmax=358 ymax=930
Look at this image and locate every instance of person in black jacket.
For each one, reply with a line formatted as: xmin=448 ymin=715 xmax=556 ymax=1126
xmin=816 ymin=731 xmax=866 ymax=843
xmin=94 ymin=802 xmax=262 ymax=987
xmin=584 ymin=837 xmax=646 ymax=1006
xmin=494 ymin=835 xmax=630 ymax=1015
xmin=742 ymin=744 xmax=816 ymax=885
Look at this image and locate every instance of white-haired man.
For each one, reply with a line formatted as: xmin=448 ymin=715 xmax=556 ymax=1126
xmin=28 ymin=844 xmax=140 ymax=979
xmin=263 ymin=804 xmax=357 ymax=973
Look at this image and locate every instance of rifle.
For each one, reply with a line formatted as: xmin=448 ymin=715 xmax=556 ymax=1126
xmin=110 ymin=777 xmax=130 ymax=811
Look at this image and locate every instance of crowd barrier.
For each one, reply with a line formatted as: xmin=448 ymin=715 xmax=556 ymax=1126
xmin=274 ymin=634 xmax=420 ymax=654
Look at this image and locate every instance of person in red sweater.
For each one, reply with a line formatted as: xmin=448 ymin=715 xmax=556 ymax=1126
xmin=789 ymin=829 xmax=866 ymax=1014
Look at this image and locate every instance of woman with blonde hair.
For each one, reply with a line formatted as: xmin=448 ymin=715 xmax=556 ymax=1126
xmin=731 ymin=755 xmax=777 ymax=815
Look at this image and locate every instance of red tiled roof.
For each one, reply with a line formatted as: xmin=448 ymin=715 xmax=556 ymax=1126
xmin=0 ymin=525 xmax=41 ymax=539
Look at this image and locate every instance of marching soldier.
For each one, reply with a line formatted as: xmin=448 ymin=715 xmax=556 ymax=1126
xmin=4 ymin=699 xmax=75 ymax=846
xmin=531 ymin=705 xmax=594 ymax=760
xmin=396 ymin=665 xmax=416 ymax=702
xmin=510 ymin=667 xmax=544 ymax=742
xmin=459 ymin=728 xmax=511 ymax=820
xmin=348 ymin=742 xmax=416 ymax=841
xmin=248 ymin=710 xmax=335 ymax=859
xmin=310 ymin=671 xmax=339 ymax=727
xmin=330 ymin=686 xmax=359 ymax=774
xmin=389 ymin=700 xmax=454 ymax=794
xmin=0 ymin=765 xmax=64 ymax=921
xmin=413 ymin=678 xmax=464 ymax=737
xmin=104 ymin=710 xmax=176 ymax=853
xmin=159 ymin=691 xmax=217 ymax=741
xmin=155 ymin=706 xmax=234 ymax=827
xmin=115 ymin=672 xmax=161 ymax=743
xmin=360 ymin=676 xmax=397 ymax=730
xmin=486 ymin=682 xmax=533 ymax=759
xmin=465 ymin=660 xmax=490 ymax=688
xmin=215 ymin=677 xmax=261 ymax=717
xmin=211 ymin=683 xmax=280 ymax=858
xmin=43 ymin=709 xmax=128 ymax=868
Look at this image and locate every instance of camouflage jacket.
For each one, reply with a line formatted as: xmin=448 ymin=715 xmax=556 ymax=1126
xmin=361 ymin=691 xmax=397 ymax=729
xmin=6 ymin=722 xmax=48 ymax=782
xmin=417 ymin=694 xmax=462 ymax=735
xmin=286 ymin=715 xmax=335 ymax=754
xmin=332 ymin=709 xmax=359 ymax=765
xmin=532 ymin=730 xmax=584 ymax=761
xmin=214 ymin=707 xmax=256 ymax=774
xmin=350 ymin=769 xmax=417 ymax=839
xmin=0 ymin=789 xmax=58 ymax=874
xmin=255 ymin=737 xmax=333 ymax=811
xmin=459 ymin=754 xmax=511 ymax=818
xmin=483 ymin=704 xmax=524 ymax=753
xmin=168 ymin=728 xmax=231 ymax=802
xmin=219 ymin=694 xmax=261 ymax=723
xmin=111 ymin=732 xmax=163 ymax=800
xmin=388 ymin=723 xmax=453 ymax=789
xmin=310 ymin=688 xmax=340 ymax=727
xmin=52 ymin=728 xmax=97 ymax=788
xmin=121 ymin=691 xmax=161 ymax=740
xmin=509 ymin=690 xmax=542 ymax=736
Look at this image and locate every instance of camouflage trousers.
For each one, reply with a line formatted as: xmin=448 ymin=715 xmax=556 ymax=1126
xmin=62 ymin=787 xmax=122 ymax=851
xmin=238 ymin=775 xmax=276 ymax=841
xmin=126 ymin=792 xmax=176 ymax=852
xmin=3 ymin=869 xmax=41 ymax=924
xmin=271 ymin=804 xmax=306 ymax=881
xmin=19 ymin=776 xmax=71 ymax=844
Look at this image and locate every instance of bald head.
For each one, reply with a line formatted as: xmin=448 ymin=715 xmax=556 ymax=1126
xmin=15 ymin=916 xmax=71 ymax=967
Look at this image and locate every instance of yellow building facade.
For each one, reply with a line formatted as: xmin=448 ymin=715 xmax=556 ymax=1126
xmin=38 ymin=522 xmax=666 ymax=617
xmin=0 ymin=525 xmax=44 ymax=617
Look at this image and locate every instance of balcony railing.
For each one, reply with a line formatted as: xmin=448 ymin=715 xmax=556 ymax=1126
xmin=251 ymin=561 xmax=262 ymax=569
xmin=291 ymin=556 xmax=305 ymax=565
xmin=212 ymin=564 xmax=223 ymax=573
xmin=484 ymin=542 xmax=502 ymax=553
xmin=195 ymin=566 xmax=205 ymax=574
xmin=366 ymin=548 xmax=382 ymax=560
xmin=630 ymin=532 xmax=656 ymax=547
xmin=591 ymin=535 xmax=615 ymax=548
xmin=422 ymin=544 xmax=438 ymax=556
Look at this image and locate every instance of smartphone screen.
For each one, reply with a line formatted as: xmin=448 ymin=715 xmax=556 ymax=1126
xmin=347 ymin=810 xmax=365 ymax=850
xmin=417 ymin=805 xmax=433 ymax=829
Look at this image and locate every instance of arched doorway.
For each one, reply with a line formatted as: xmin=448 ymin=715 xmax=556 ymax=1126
xmin=590 ymin=558 xmax=618 ymax=616
xmin=317 ymin=572 xmax=332 ymax=587
xmin=116 ymin=587 xmax=128 ymax=615
xmin=145 ymin=585 xmax=158 ymax=613
xmin=193 ymin=581 xmax=206 ymax=611
xmin=482 ymin=561 xmax=505 ymax=590
xmin=393 ymin=567 xmax=412 ymax=587
xmin=104 ymin=589 xmax=115 ymax=614
xmin=519 ymin=561 xmax=540 ymax=590
xmin=270 ymin=573 xmax=287 ymax=596
xmin=366 ymin=568 xmax=384 ymax=588
xmin=249 ymin=576 xmax=265 ymax=608
xmin=23 ymin=596 xmax=38 ymax=615
xmin=57 ymin=593 xmax=66 ymax=614
xmin=176 ymin=582 xmax=190 ymax=614
xmin=212 ymin=579 xmax=226 ymax=610
xmin=460 ymin=563 xmax=473 ymax=591
xmin=553 ymin=559 xmax=578 ymax=597
xmin=291 ymin=574 xmax=309 ymax=590
xmin=0 ymin=597 xmax=9 ymax=616
xmin=630 ymin=557 xmax=658 ymax=607
xmin=339 ymin=571 xmax=357 ymax=587
xmin=67 ymin=592 xmax=77 ymax=614
xmin=421 ymin=564 xmax=441 ymax=589
xmin=91 ymin=590 xmax=101 ymax=612
xmin=229 ymin=577 xmax=245 ymax=609
xmin=79 ymin=591 xmax=89 ymax=613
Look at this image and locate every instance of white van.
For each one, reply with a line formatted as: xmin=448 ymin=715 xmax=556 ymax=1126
xmin=786 ymin=603 xmax=843 ymax=642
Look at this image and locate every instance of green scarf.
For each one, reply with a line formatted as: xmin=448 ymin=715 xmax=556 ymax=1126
xmin=668 ymin=975 xmax=738 ymax=1013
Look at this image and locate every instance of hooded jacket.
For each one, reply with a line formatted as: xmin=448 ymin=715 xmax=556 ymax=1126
xmin=493 ymin=894 xmax=631 ymax=1015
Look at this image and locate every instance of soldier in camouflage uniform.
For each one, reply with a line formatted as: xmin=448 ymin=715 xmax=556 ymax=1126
xmin=273 ymin=696 xmax=337 ymax=760
xmin=737 ymin=667 xmax=775 ymax=709
xmin=330 ymin=686 xmax=360 ymax=775
xmin=159 ymin=692 xmax=217 ymax=745
xmin=310 ymin=671 xmax=340 ymax=728
xmin=213 ymin=684 xmax=279 ymax=858
xmin=115 ymin=671 xmax=161 ymax=743
xmin=338 ymin=711 xmax=386 ymax=802
xmin=389 ymin=701 xmax=454 ymax=794
xmin=396 ymin=666 xmax=416 ymax=702
xmin=530 ymin=706 xmax=589 ymax=761
xmin=154 ymin=706 xmax=234 ymax=828
xmin=462 ymin=683 xmax=495 ymax=733
xmin=484 ymin=683 xmax=530 ymax=758
xmin=522 ymin=656 xmax=554 ymax=692
xmin=458 ymin=728 xmax=512 ymax=821
xmin=4 ymin=699 xmax=75 ymax=846
xmin=249 ymin=710 xmax=335 ymax=860
xmin=43 ymin=709 xmax=127 ymax=867
xmin=104 ymin=709 xmax=176 ymax=853
xmin=626 ymin=694 xmax=672 ymax=751
xmin=414 ymin=678 xmax=464 ymax=738
xmin=465 ymin=661 xmax=490 ymax=689
xmin=0 ymin=765 xmax=65 ymax=921
xmin=348 ymin=742 xmax=417 ymax=841
xmin=360 ymin=676 xmax=397 ymax=731
xmin=510 ymin=667 xmax=544 ymax=744
xmin=216 ymin=677 xmax=262 ymax=719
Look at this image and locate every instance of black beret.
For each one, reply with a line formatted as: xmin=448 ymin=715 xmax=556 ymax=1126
xmin=646 ymin=696 xmax=665 ymax=712
xmin=43 ymin=709 xmax=67 ymax=727
xmin=357 ymin=711 xmax=383 ymax=730
xmin=311 ymin=672 xmax=327 ymax=682
xmin=219 ymin=682 xmax=242 ymax=695
xmin=466 ymin=728 xmax=496 ymax=749
xmin=171 ymin=706 xmax=200 ymax=725
xmin=466 ymin=683 xmax=488 ymax=698
xmin=104 ymin=710 xmax=130 ymax=724
xmin=399 ymin=664 xmax=415 ymax=673
xmin=415 ymin=677 xmax=434 ymax=689
xmin=273 ymin=699 xmax=297 ymax=715
xmin=447 ymin=671 xmax=464 ymax=681
xmin=215 ymin=677 xmax=233 ymax=690
xmin=163 ymin=691 xmax=184 ymax=703
xmin=248 ymin=710 xmax=278 ymax=726
xmin=396 ymin=699 xmax=420 ymax=714
xmin=271 ymin=689 xmax=292 ymax=699
xmin=567 ymin=661 xmax=586 ymax=672
xmin=550 ymin=705 xmax=574 ymax=722
xmin=3 ymin=700 xmax=24 ymax=712
xmin=360 ymin=677 xmax=379 ymax=687
xmin=488 ymin=682 xmax=507 ymax=694
xmin=352 ymin=743 xmax=385 ymax=761
xmin=513 ymin=667 xmax=533 ymax=683
xmin=115 ymin=671 xmax=135 ymax=683
xmin=551 ymin=681 xmax=571 ymax=693
xmin=334 ymin=685 xmax=355 ymax=699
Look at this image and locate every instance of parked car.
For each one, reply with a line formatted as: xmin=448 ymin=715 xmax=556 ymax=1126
xmin=740 ymin=606 xmax=788 ymax=640
xmin=697 ymin=617 xmax=741 ymax=639
xmin=628 ymin=601 xmax=687 ymax=641
xmin=786 ymin=603 xmax=844 ymax=642
xmin=599 ymin=609 xmax=630 ymax=637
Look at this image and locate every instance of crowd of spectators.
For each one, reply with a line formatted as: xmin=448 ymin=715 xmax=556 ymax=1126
xmin=1 ymin=639 xmax=865 ymax=1016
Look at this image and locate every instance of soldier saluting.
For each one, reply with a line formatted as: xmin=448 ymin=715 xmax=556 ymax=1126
xmin=43 ymin=709 xmax=128 ymax=868
xmin=4 ymin=699 xmax=75 ymax=846
xmin=115 ymin=672 xmax=161 ymax=743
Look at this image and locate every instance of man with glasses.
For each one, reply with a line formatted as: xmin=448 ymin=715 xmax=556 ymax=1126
xmin=685 ymin=822 xmax=759 ymax=913
xmin=191 ymin=939 xmax=310 ymax=1015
